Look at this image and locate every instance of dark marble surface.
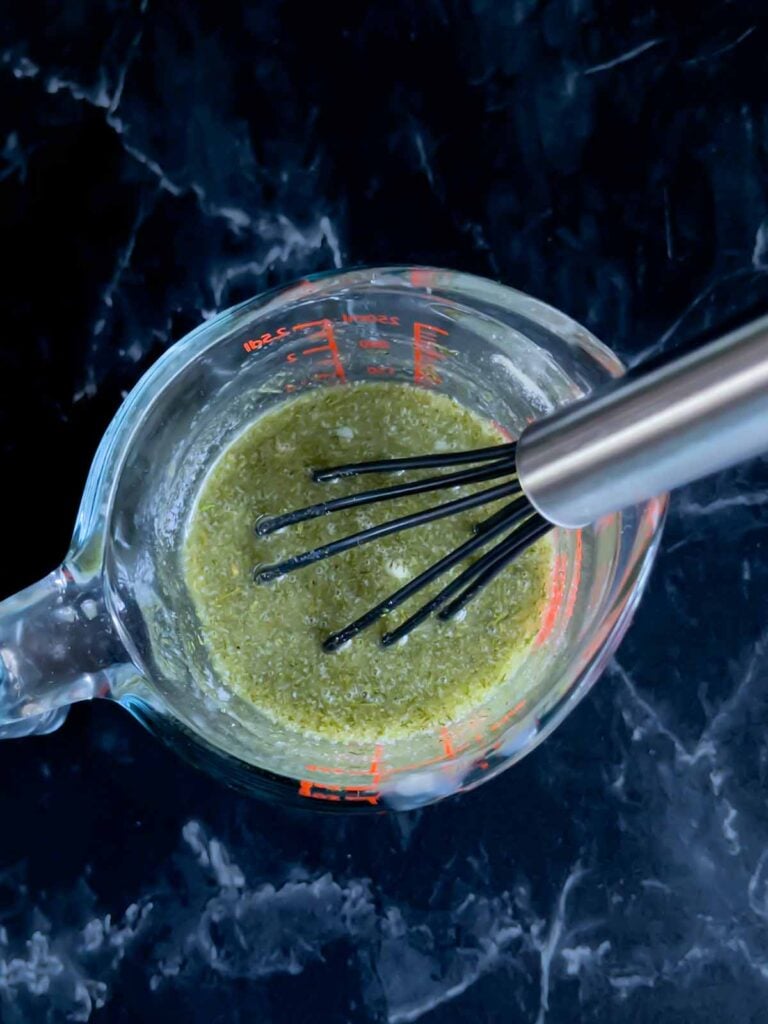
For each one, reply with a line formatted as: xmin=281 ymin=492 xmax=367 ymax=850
xmin=3 ymin=1 xmax=768 ymax=1021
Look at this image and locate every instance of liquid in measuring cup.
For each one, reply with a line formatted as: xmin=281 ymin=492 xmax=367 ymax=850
xmin=183 ymin=380 xmax=554 ymax=744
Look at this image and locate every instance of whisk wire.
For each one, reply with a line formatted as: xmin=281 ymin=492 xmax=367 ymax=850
xmin=381 ymin=513 xmax=549 ymax=646
xmin=311 ymin=441 xmax=516 ymax=481
xmin=254 ymin=478 xmax=523 ymax=583
xmin=322 ymin=495 xmax=531 ymax=652
xmin=437 ymin=515 xmax=552 ymax=621
xmin=256 ymin=455 xmax=517 ymax=536
xmin=253 ymin=437 xmax=554 ymax=647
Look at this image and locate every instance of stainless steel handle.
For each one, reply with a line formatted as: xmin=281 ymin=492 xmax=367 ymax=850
xmin=516 ymin=315 xmax=768 ymax=528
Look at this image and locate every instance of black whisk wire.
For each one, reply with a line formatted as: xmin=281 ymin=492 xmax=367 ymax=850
xmin=437 ymin=515 xmax=552 ymax=620
xmin=254 ymin=477 xmax=523 ymax=583
xmin=311 ymin=441 xmax=516 ymax=481
xmin=380 ymin=513 xmax=550 ymax=647
xmin=256 ymin=454 xmax=517 ymax=536
xmin=253 ymin=438 xmax=554 ymax=647
xmin=473 ymin=501 xmax=524 ymax=535
xmin=322 ymin=495 xmax=531 ymax=652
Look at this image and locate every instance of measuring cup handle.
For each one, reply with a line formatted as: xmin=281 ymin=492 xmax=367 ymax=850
xmin=0 ymin=565 xmax=130 ymax=738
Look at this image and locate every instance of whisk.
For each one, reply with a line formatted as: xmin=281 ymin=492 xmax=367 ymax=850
xmin=254 ymin=315 xmax=768 ymax=651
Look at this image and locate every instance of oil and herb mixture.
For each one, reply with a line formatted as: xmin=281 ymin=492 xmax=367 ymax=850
xmin=184 ymin=382 xmax=551 ymax=742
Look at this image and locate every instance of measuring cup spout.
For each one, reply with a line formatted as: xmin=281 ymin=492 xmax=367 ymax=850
xmin=0 ymin=565 xmax=132 ymax=738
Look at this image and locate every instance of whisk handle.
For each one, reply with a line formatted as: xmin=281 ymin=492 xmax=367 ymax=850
xmin=516 ymin=314 xmax=768 ymax=528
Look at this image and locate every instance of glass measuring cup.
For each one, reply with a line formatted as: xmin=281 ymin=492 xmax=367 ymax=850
xmin=0 ymin=267 xmax=665 ymax=810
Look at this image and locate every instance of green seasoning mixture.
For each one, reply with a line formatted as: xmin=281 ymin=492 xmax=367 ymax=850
xmin=184 ymin=382 xmax=551 ymax=742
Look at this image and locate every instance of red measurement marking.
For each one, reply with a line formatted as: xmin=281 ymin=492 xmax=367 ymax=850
xmin=358 ymin=339 xmax=390 ymax=350
xmin=298 ymin=779 xmax=379 ymax=805
xmin=243 ymin=326 xmax=291 ymax=353
xmin=536 ymin=531 xmax=583 ymax=646
xmin=536 ymin=553 xmax=567 ymax=647
xmin=440 ymin=727 xmax=455 ymax=758
xmin=413 ymin=322 xmax=449 ymax=385
xmin=305 ymin=753 xmax=385 ymax=784
xmin=488 ymin=699 xmax=527 ymax=733
xmin=299 ymin=779 xmax=341 ymax=802
xmin=491 ymin=420 xmax=515 ymax=443
xmin=367 ymin=366 xmax=396 ymax=376
xmin=286 ymin=325 xmax=343 ymax=372
xmin=303 ymin=735 xmax=476 ymax=783
xmin=564 ymin=531 xmax=582 ymax=623
xmin=409 ymin=269 xmax=434 ymax=289
xmin=342 ymin=313 xmax=400 ymax=326
xmin=287 ymin=319 xmax=346 ymax=382
xmin=369 ymin=744 xmax=384 ymax=785
xmin=292 ymin=320 xmax=325 ymax=331
xmin=244 ymin=317 xmax=349 ymax=355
